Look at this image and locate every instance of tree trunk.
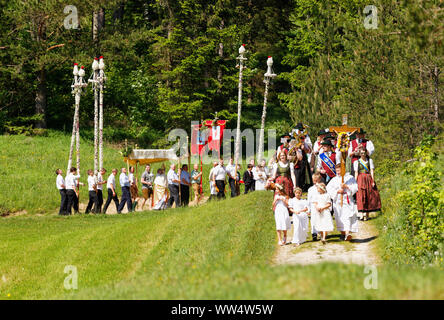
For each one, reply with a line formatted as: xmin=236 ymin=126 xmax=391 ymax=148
xmin=217 ymin=20 xmax=224 ymax=93
xmin=92 ymin=8 xmax=105 ymax=42
xmin=35 ymin=68 xmax=47 ymax=128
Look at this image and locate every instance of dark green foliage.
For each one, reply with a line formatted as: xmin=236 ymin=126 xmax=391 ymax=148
xmin=0 ymin=0 xmax=295 ymax=145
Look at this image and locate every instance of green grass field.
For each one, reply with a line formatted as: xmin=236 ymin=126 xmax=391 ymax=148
xmin=0 ymin=133 xmax=442 ymax=300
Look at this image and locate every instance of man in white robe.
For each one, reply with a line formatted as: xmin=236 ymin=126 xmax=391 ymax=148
xmin=326 ymin=164 xmax=359 ymax=241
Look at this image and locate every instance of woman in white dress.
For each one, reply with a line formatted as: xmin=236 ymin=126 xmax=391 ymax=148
xmin=312 ymin=183 xmax=334 ymax=244
xmin=254 ymin=164 xmax=267 ymax=190
xmin=288 ymin=187 xmax=309 ymax=246
xmin=272 ymin=184 xmax=291 ymax=246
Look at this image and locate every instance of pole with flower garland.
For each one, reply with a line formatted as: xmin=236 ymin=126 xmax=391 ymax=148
xmin=68 ymin=63 xmax=88 ymax=173
xmin=234 ymin=44 xmax=247 ymax=193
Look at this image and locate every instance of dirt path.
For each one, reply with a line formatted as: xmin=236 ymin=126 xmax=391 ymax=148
xmin=273 ymin=213 xmax=381 ymax=266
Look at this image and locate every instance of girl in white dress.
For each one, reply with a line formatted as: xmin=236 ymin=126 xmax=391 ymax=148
xmin=272 ymin=184 xmax=291 ymax=246
xmin=313 ymin=183 xmax=334 ymax=244
xmin=288 ymin=187 xmax=309 ymax=246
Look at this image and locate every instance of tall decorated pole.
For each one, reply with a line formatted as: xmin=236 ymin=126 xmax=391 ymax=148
xmin=68 ymin=63 xmax=87 ymax=172
xmin=76 ymin=66 xmax=87 ymax=172
xmin=89 ymin=57 xmax=100 ymax=174
xmin=98 ymin=56 xmax=107 ymax=171
xmin=68 ymin=63 xmax=79 ymax=172
xmin=234 ymin=44 xmax=247 ymax=185
xmin=258 ymin=56 xmax=277 ymax=162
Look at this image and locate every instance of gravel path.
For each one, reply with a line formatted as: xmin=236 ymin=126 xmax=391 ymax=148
xmin=273 ymin=215 xmax=381 ymax=266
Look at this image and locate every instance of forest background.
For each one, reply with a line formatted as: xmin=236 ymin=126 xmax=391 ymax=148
xmin=0 ymin=0 xmax=442 ymax=165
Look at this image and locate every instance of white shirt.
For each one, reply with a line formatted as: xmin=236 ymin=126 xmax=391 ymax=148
xmin=307 ymin=185 xmax=320 ymax=213
xmin=97 ymin=173 xmax=104 ymax=191
xmin=56 ymin=174 xmax=65 ymax=190
xmin=225 ymin=164 xmax=236 ymax=178
xmin=313 ymin=140 xmax=324 ymax=155
xmin=129 ymin=172 xmax=135 ymax=184
xmin=167 ymin=169 xmax=179 ymax=186
xmin=209 ymin=167 xmax=216 ymax=181
xmin=107 ymin=174 xmax=116 ymax=190
xmin=65 ymin=173 xmax=80 ymax=190
xmin=119 ymin=172 xmax=130 ymax=187
xmin=213 ymin=165 xmax=226 ymax=180
xmin=353 ymin=158 xmax=375 ymax=172
xmin=87 ymin=175 xmax=97 ymax=191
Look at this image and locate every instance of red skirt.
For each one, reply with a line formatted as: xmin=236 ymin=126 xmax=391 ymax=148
xmin=356 ymin=173 xmax=381 ymax=212
xmin=275 ymin=175 xmax=294 ymax=198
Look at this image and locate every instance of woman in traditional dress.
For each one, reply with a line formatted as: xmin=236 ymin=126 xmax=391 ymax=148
xmin=272 ymin=152 xmax=297 ymax=198
xmin=288 ymin=187 xmax=309 ymax=246
xmin=272 ymin=184 xmax=291 ymax=246
xmin=354 ymin=150 xmax=381 ymax=221
xmin=152 ymin=168 xmax=168 ymax=210
xmin=313 ymin=183 xmax=334 ymax=244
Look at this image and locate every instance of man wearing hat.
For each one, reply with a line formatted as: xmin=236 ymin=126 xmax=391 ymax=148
xmin=316 ymin=139 xmax=340 ymax=184
xmin=310 ymin=128 xmax=328 ymax=173
xmin=348 ymin=128 xmax=375 ymax=177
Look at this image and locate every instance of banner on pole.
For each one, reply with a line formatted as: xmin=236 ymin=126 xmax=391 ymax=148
xmin=203 ymin=120 xmax=226 ymax=153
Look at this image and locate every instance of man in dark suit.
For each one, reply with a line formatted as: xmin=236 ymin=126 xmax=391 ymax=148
xmin=243 ymin=164 xmax=255 ymax=194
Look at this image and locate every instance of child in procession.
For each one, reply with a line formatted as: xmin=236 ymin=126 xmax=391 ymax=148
xmin=307 ymin=173 xmax=322 ymax=241
xmin=288 ymin=187 xmax=309 ymax=246
xmin=312 ymin=183 xmax=334 ymax=244
xmin=272 ymin=184 xmax=292 ymax=246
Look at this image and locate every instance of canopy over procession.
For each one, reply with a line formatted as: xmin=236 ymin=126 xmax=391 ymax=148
xmin=55 ymin=50 xmax=381 ymax=248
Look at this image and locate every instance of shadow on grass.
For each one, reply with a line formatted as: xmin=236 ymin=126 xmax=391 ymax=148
xmin=350 ymin=235 xmax=378 ymax=243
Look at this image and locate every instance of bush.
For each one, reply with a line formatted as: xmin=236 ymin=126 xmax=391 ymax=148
xmin=379 ymin=135 xmax=443 ymax=267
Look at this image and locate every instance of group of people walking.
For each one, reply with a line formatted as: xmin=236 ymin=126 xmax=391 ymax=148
xmin=55 ymin=162 xmax=206 ymax=215
xmin=55 ymin=123 xmax=382 ymax=248
xmin=56 ymin=165 xmax=158 ymax=215
xmin=269 ymin=125 xmax=382 ymax=245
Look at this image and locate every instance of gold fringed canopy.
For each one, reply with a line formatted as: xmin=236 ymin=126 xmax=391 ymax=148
xmin=123 ymin=149 xmax=179 ymax=165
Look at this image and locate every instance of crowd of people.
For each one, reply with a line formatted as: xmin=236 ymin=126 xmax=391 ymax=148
xmin=269 ymin=124 xmax=382 ymax=245
xmin=55 ymin=123 xmax=381 ymax=245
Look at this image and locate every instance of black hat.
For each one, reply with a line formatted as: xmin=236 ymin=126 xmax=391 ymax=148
xmin=295 ymin=122 xmax=304 ymax=130
xmin=320 ymin=140 xmax=333 ymax=147
xmin=324 ymin=133 xmax=335 ymax=140
xmin=359 ymin=128 xmax=366 ymax=134
xmin=349 ymin=133 xmax=357 ymax=140
xmin=280 ymin=134 xmax=291 ymax=139
xmin=318 ymin=129 xmax=327 ymax=136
